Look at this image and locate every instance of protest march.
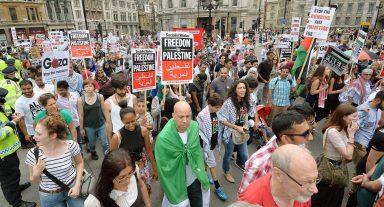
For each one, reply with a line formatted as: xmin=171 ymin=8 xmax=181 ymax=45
xmin=2 ymin=2 xmax=384 ymax=207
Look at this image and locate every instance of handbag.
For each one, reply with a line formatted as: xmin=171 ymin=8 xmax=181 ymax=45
xmin=232 ymin=122 xmax=250 ymax=144
xmin=34 ymin=147 xmax=95 ymax=197
xmin=316 ymin=128 xmax=349 ymax=188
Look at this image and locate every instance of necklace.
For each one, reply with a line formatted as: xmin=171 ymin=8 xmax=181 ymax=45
xmin=85 ymin=93 xmax=96 ymax=102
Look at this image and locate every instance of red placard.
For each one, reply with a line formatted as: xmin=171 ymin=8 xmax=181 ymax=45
xmin=131 ymin=48 xmax=157 ymax=92
xmin=172 ymin=28 xmax=204 ymax=49
xmin=160 ymin=32 xmax=194 ymax=84
xmin=69 ymin=30 xmax=92 ymax=59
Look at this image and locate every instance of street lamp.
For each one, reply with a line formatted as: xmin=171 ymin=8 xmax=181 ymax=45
xmin=202 ymin=0 xmax=219 ymax=39
xmin=374 ymin=3 xmax=383 ymax=30
xmin=282 ymin=0 xmax=290 ymax=34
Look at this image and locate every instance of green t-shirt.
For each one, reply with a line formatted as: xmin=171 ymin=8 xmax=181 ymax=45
xmin=33 ymin=109 xmax=73 ymax=140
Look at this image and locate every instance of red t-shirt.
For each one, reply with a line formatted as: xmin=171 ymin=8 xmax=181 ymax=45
xmin=238 ymin=174 xmax=311 ymax=207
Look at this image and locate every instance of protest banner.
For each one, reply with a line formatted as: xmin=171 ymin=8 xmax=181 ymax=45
xmin=11 ymin=27 xmax=17 ymax=46
xmin=156 ymin=46 xmax=162 ymax=76
xmin=41 ymin=51 xmax=70 ymax=83
xmin=304 ymin=6 xmax=335 ymax=40
xmin=321 ymin=45 xmax=351 ymax=76
xmin=351 ymin=30 xmax=368 ymax=63
xmin=131 ymin=48 xmax=157 ymax=92
xmin=280 ymin=48 xmax=292 ymax=59
xmin=42 ymin=41 xmax=53 ymax=53
xmin=35 ymin=34 xmax=46 ymax=45
xmin=48 ymin=31 xmax=65 ymax=51
xmin=30 ymin=46 xmax=41 ymax=60
xmin=291 ymin=17 xmax=301 ymax=42
xmin=277 ymin=34 xmax=291 ymax=48
xmin=317 ymin=41 xmax=337 ymax=58
xmin=172 ymin=28 xmax=204 ymax=49
xmin=69 ymin=30 xmax=92 ymax=59
xmin=160 ymin=31 xmax=194 ymax=84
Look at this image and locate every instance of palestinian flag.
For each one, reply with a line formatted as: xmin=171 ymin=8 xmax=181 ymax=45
xmin=291 ymin=37 xmax=315 ymax=80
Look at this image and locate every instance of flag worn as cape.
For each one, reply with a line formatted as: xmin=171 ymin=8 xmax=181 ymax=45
xmin=291 ymin=37 xmax=314 ymax=81
xmin=155 ymin=118 xmax=210 ymax=205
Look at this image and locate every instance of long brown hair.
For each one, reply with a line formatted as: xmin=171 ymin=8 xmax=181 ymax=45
xmin=322 ymin=104 xmax=357 ymax=133
xmin=226 ymin=79 xmax=250 ymax=114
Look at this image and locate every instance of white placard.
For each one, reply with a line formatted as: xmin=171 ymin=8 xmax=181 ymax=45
xmin=290 ymin=17 xmax=301 ymax=42
xmin=41 ymin=51 xmax=70 ymax=83
xmin=304 ymin=6 xmax=335 ymax=40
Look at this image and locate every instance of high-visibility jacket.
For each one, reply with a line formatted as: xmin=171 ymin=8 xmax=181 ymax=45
xmin=0 ymin=79 xmax=21 ymax=110
xmin=0 ymin=111 xmax=20 ymax=159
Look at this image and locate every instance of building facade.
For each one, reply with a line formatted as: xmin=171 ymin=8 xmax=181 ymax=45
xmin=158 ymin=0 xmax=265 ymax=37
xmin=264 ymin=0 xmax=279 ymax=29
xmin=45 ymin=0 xmax=76 ymax=32
xmin=137 ymin=0 xmax=159 ymax=34
xmin=0 ymin=0 xmax=51 ymax=45
xmin=275 ymin=0 xmax=383 ymax=31
xmin=104 ymin=0 xmax=139 ymax=36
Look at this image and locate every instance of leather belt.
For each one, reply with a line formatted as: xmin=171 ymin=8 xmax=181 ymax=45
xmin=39 ymin=179 xmax=74 ymax=194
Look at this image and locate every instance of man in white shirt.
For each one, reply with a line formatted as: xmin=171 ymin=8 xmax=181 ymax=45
xmin=33 ymin=72 xmax=55 ymax=95
xmin=15 ymin=79 xmax=43 ymax=148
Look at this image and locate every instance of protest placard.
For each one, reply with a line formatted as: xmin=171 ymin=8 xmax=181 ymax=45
xmin=48 ymin=31 xmax=65 ymax=51
xmin=172 ymin=28 xmax=204 ymax=49
xmin=160 ymin=31 xmax=194 ymax=84
xmin=35 ymin=34 xmax=46 ymax=45
xmin=41 ymin=51 xmax=70 ymax=83
xmin=351 ymin=30 xmax=367 ymax=63
xmin=317 ymin=41 xmax=337 ymax=58
xmin=280 ymin=48 xmax=292 ymax=59
xmin=69 ymin=30 xmax=92 ymax=59
xmin=30 ymin=46 xmax=41 ymax=60
xmin=291 ymin=17 xmax=301 ymax=42
xmin=321 ymin=45 xmax=351 ymax=76
xmin=304 ymin=6 xmax=335 ymax=40
xmin=11 ymin=27 xmax=17 ymax=46
xmin=131 ymin=48 xmax=157 ymax=92
xmin=42 ymin=41 xmax=53 ymax=53
xmin=277 ymin=34 xmax=291 ymax=48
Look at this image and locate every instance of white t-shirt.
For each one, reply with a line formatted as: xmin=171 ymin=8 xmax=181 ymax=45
xmin=15 ymin=93 xmax=44 ymax=135
xmin=34 ymin=84 xmax=55 ymax=95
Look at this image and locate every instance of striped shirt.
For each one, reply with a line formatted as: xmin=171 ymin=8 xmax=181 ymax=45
xmin=238 ymin=136 xmax=278 ymax=195
xmin=268 ymin=77 xmax=292 ymax=106
xmin=25 ymin=140 xmax=80 ymax=191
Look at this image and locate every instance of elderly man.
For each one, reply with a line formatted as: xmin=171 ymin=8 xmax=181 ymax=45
xmin=238 ymin=107 xmax=315 ymax=195
xmin=155 ymin=101 xmax=210 ymax=207
xmin=239 ymin=144 xmax=319 ymax=206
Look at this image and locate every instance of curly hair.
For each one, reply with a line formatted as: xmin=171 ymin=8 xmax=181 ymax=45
xmin=37 ymin=113 xmax=69 ymax=140
xmin=227 ymin=79 xmax=250 ymax=114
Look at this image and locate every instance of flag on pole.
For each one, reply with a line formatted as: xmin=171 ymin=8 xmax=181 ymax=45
xmin=291 ymin=37 xmax=315 ymax=80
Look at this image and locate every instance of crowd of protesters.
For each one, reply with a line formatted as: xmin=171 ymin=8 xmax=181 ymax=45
xmin=1 ymin=27 xmax=384 ymax=207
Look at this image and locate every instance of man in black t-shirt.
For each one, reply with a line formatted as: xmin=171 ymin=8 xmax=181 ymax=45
xmin=189 ymin=73 xmax=207 ymax=118
xmin=257 ymin=51 xmax=275 ymax=104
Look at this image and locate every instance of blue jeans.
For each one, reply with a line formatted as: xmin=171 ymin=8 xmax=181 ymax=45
xmin=222 ymin=137 xmax=249 ymax=173
xmin=75 ymin=126 xmax=83 ymax=151
xmin=39 ymin=190 xmax=85 ymax=207
xmin=85 ymin=123 xmax=109 ymax=154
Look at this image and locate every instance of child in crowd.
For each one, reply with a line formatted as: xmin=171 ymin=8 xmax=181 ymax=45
xmin=197 ymin=93 xmax=228 ymax=201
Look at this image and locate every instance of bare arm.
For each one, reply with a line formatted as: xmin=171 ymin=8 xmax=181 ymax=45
xmin=191 ymin=91 xmax=200 ymax=110
xmin=310 ymin=79 xmax=324 ymax=95
xmin=139 ymin=176 xmax=151 ymax=207
xmin=69 ymin=153 xmax=84 ymax=197
xmin=77 ymin=99 xmax=85 ymax=137
xmin=68 ymin=122 xmax=77 ymax=142
xmin=109 ymin=133 xmax=120 ymax=151
xmin=366 ymin=149 xmax=384 ymax=172
xmin=267 ymin=89 xmax=273 ymax=107
xmin=141 ymin=127 xmax=157 ymax=180
xmin=18 ymin=117 xmax=31 ymax=141
xmin=104 ymin=99 xmax=113 ymax=141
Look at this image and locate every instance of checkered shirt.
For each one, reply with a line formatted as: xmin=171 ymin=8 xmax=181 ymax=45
xmin=238 ymin=136 xmax=278 ymax=195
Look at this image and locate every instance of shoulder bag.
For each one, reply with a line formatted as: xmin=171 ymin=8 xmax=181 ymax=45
xmin=34 ymin=147 xmax=95 ymax=197
xmin=316 ymin=128 xmax=349 ymax=188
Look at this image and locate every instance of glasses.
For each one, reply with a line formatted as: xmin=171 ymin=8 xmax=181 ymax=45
xmin=276 ymin=167 xmax=322 ymax=187
xmin=362 ymin=73 xmax=372 ymax=76
xmin=285 ymin=129 xmax=312 ymax=139
xmin=308 ymin=120 xmax=316 ymax=126
xmin=114 ymin=167 xmax=136 ymax=183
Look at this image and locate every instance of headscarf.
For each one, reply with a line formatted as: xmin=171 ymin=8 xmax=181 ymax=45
xmin=86 ymin=59 xmax=96 ymax=72
xmin=95 ymin=68 xmax=109 ymax=86
xmin=349 ymin=74 xmax=371 ymax=104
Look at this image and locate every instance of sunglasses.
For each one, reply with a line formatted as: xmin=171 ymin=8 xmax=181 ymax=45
xmin=285 ymin=129 xmax=312 ymax=139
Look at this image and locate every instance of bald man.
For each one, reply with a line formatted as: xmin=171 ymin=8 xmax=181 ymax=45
xmin=155 ymin=101 xmax=210 ymax=207
xmin=238 ymin=144 xmax=319 ymax=207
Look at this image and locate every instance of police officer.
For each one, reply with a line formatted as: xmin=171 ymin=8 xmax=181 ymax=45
xmin=0 ymin=87 xmax=36 ymax=207
xmin=0 ymin=59 xmax=23 ymax=81
xmin=0 ymin=66 xmax=22 ymax=110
